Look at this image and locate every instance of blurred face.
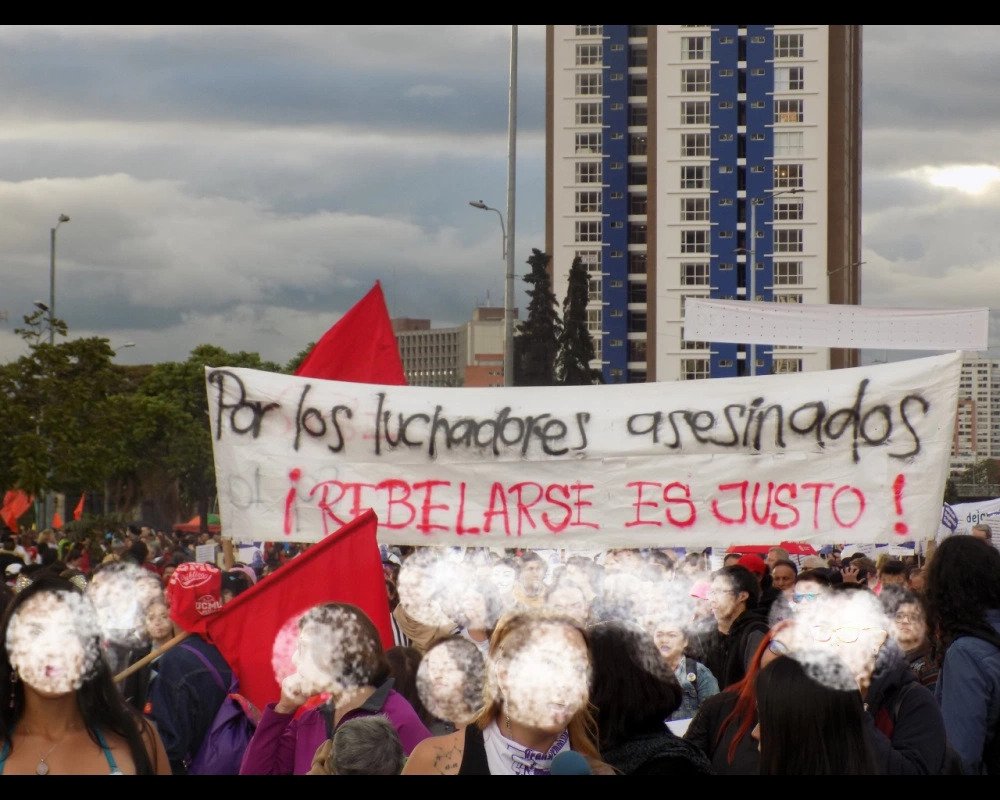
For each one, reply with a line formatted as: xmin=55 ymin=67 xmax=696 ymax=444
xmin=805 ymin=599 xmax=888 ymax=683
xmin=791 ymin=580 xmax=826 ymax=606
xmin=771 ymin=564 xmax=796 ymax=593
xmin=907 ymin=570 xmax=925 ymax=594
xmin=7 ymin=593 xmax=94 ymax=697
xmin=891 ymin=602 xmax=927 ymax=652
xmin=547 ymin=584 xmax=589 ymax=625
xmin=723 ymin=554 xmax=742 ymax=568
xmin=653 ymin=623 xmax=687 ymax=666
xmin=161 ymin=565 xmax=176 ymax=586
xmin=765 ymin=550 xmax=782 ymax=569
xmin=290 ymin=621 xmax=336 ymax=696
xmin=495 ymin=622 xmax=590 ymax=735
xmin=491 ymin=565 xmax=516 ymax=594
xmin=709 ymin=576 xmax=744 ymax=624
xmin=518 ymin=561 xmax=546 ymax=595
xmin=880 ymin=571 xmax=906 ymax=588
xmin=144 ymin=600 xmax=173 ymax=643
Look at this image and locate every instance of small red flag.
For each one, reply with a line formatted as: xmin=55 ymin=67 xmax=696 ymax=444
xmin=294 ymin=281 xmax=405 ymax=385
xmin=205 ymin=509 xmax=391 ymax=711
xmin=73 ymin=493 xmax=86 ymax=521
xmin=51 ymin=511 xmax=64 ymax=530
xmin=0 ymin=490 xmax=33 ymax=533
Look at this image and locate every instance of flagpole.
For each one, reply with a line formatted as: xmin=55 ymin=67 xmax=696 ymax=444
xmin=113 ymin=629 xmax=190 ymax=684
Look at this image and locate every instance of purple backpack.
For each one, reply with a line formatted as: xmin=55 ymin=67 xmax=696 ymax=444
xmin=179 ymin=643 xmax=261 ymax=775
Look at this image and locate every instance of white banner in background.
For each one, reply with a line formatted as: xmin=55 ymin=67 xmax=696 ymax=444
xmin=207 ymin=353 xmax=960 ymax=548
xmin=938 ymin=497 xmax=1000 ymax=541
xmin=684 ymin=299 xmax=988 ymax=351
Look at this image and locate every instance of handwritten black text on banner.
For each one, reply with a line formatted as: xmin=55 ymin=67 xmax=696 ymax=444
xmin=206 ymin=353 xmax=960 ymax=548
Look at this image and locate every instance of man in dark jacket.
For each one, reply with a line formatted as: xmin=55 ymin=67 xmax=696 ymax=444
xmin=701 ymin=566 xmax=769 ymax=689
xmin=144 ymin=561 xmax=234 ymax=774
xmin=863 ymin=641 xmax=950 ymax=774
xmin=146 ymin=633 xmax=234 ymax=774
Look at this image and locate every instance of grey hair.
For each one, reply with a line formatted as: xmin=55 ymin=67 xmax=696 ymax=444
xmin=328 ymin=715 xmax=406 ymax=776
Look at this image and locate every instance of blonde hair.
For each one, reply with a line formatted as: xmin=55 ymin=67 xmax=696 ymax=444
xmin=472 ymin=611 xmax=601 ymax=761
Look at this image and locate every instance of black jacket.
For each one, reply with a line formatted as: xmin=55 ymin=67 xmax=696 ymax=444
xmin=864 ymin=643 xmax=949 ymax=774
xmin=684 ymin=690 xmax=759 ymax=775
xmin=603 ymin=729 xmax=714 ymax=775
xmin=702 ymin=609 xmax=769 ymax=690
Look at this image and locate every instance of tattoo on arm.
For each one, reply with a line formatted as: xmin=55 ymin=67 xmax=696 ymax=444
xmin=431 ymin=744 xmax=462 ymax=774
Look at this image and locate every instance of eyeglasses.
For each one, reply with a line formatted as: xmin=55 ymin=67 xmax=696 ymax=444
xmin=894 ymin=612 xmax=923 ymax=624
xmin=811 ymin=624 xmax=882 ymax=644
xmin=792 ymin=592 xmax=820 ymax=604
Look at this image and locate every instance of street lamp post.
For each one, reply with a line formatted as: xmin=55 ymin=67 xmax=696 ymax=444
xmin=746 ymin=188 xmax=800 ymax=376
xmin=468 ymin=25 xmax=517 ymax=388
xmin=49 ymin=214 xmax=70 ymax=345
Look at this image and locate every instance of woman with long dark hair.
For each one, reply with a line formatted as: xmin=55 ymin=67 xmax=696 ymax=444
xmin=0 ymin=574 xmax=169 ymax=774
xmin=589 ymin=622 xmax=712 ymax=774
xmin=755 ymin=654 xmax=877 ymax=775
xmin=924 ymin=535 xmax=1000 ymax=774
xmin=683 ymin=624 xmax=791 ymax=774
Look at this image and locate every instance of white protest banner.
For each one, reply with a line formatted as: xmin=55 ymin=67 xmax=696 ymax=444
xmin=206 ymin=353 xmax=960 ymax=549
xmin=684 ymin=299 xmax=988 ymax=351
xmin=938 ymin=497 xmax=1000 ymax=540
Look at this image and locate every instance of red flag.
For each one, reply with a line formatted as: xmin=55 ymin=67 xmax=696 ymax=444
xmin=294 ymin=281 xmax=405 ymax=385
xmin=73 ymin=493 xmax=86 ymax=521
xmin=0 ymin=490 xmax=33 ymax=533
xmin=205 ymin=509 xmax=391 ymax=711
xmin=51 ymin=511 xmax=63 ymax=530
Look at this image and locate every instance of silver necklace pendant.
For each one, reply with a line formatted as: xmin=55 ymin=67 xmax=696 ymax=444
xmin=36 ymin=759 xmax=50 ymax=776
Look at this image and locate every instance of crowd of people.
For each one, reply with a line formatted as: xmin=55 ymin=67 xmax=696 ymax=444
xmin=0 ymin=520 xmax=997 ymax=775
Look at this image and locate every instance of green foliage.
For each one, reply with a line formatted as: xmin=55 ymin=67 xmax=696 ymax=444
xmin=515 ymin=248 xmax=561 ymax=386
xmin=0 ymin=308 xmax=289 ymax=531
xmin=285 ymin=342 xmax=316 ymax=374
xmin=556 ymin=256 xmax=600 ymax=385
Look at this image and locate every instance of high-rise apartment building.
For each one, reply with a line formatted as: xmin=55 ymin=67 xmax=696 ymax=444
xmin=951 ymin=353 xmax=1000 ymax=476
xmin=546 ymin=25 xmax=862 ymax=383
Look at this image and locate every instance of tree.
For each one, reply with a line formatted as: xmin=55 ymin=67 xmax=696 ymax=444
xmin=556 ymin=256 xmax=600 ymax=385
xmin=515 ymin=248 xmax=560 ymax=386
xmin=285 ymin=342 xmax=315 ymax=374
xmin=0 ymin=335 xmax=126 ymax=505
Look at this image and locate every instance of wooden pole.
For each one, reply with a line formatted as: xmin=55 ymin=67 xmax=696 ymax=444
xmin=113 ymin=629 xmax=190 ymax=684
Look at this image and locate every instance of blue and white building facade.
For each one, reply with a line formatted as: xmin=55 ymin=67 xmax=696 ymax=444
xmin=546 ymin=25 xmax=862 ymax=382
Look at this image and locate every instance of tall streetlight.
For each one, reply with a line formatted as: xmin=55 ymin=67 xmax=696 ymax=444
xmin=746 ymin=188 xmax=801 ymax=376
xmin=49 ymin=214 xmax=70 ymax=345
xmin=469 ymin=25 xmax=517 ymax=388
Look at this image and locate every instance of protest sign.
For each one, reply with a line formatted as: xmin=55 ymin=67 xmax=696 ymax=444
xmin=937 ymin=497 xmax=1000 ymax=540
xmin=207 ymin=353 xmax=960 ymax=549
xmin=684 ymin=299 xmax=988 ymax=351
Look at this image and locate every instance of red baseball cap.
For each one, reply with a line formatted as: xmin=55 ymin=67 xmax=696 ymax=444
xmin=736 ymin=554 xmax=767 ymax=577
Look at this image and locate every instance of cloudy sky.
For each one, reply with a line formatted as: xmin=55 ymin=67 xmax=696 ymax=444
xmin=0 ymin=25 xmax=997 ymax=367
